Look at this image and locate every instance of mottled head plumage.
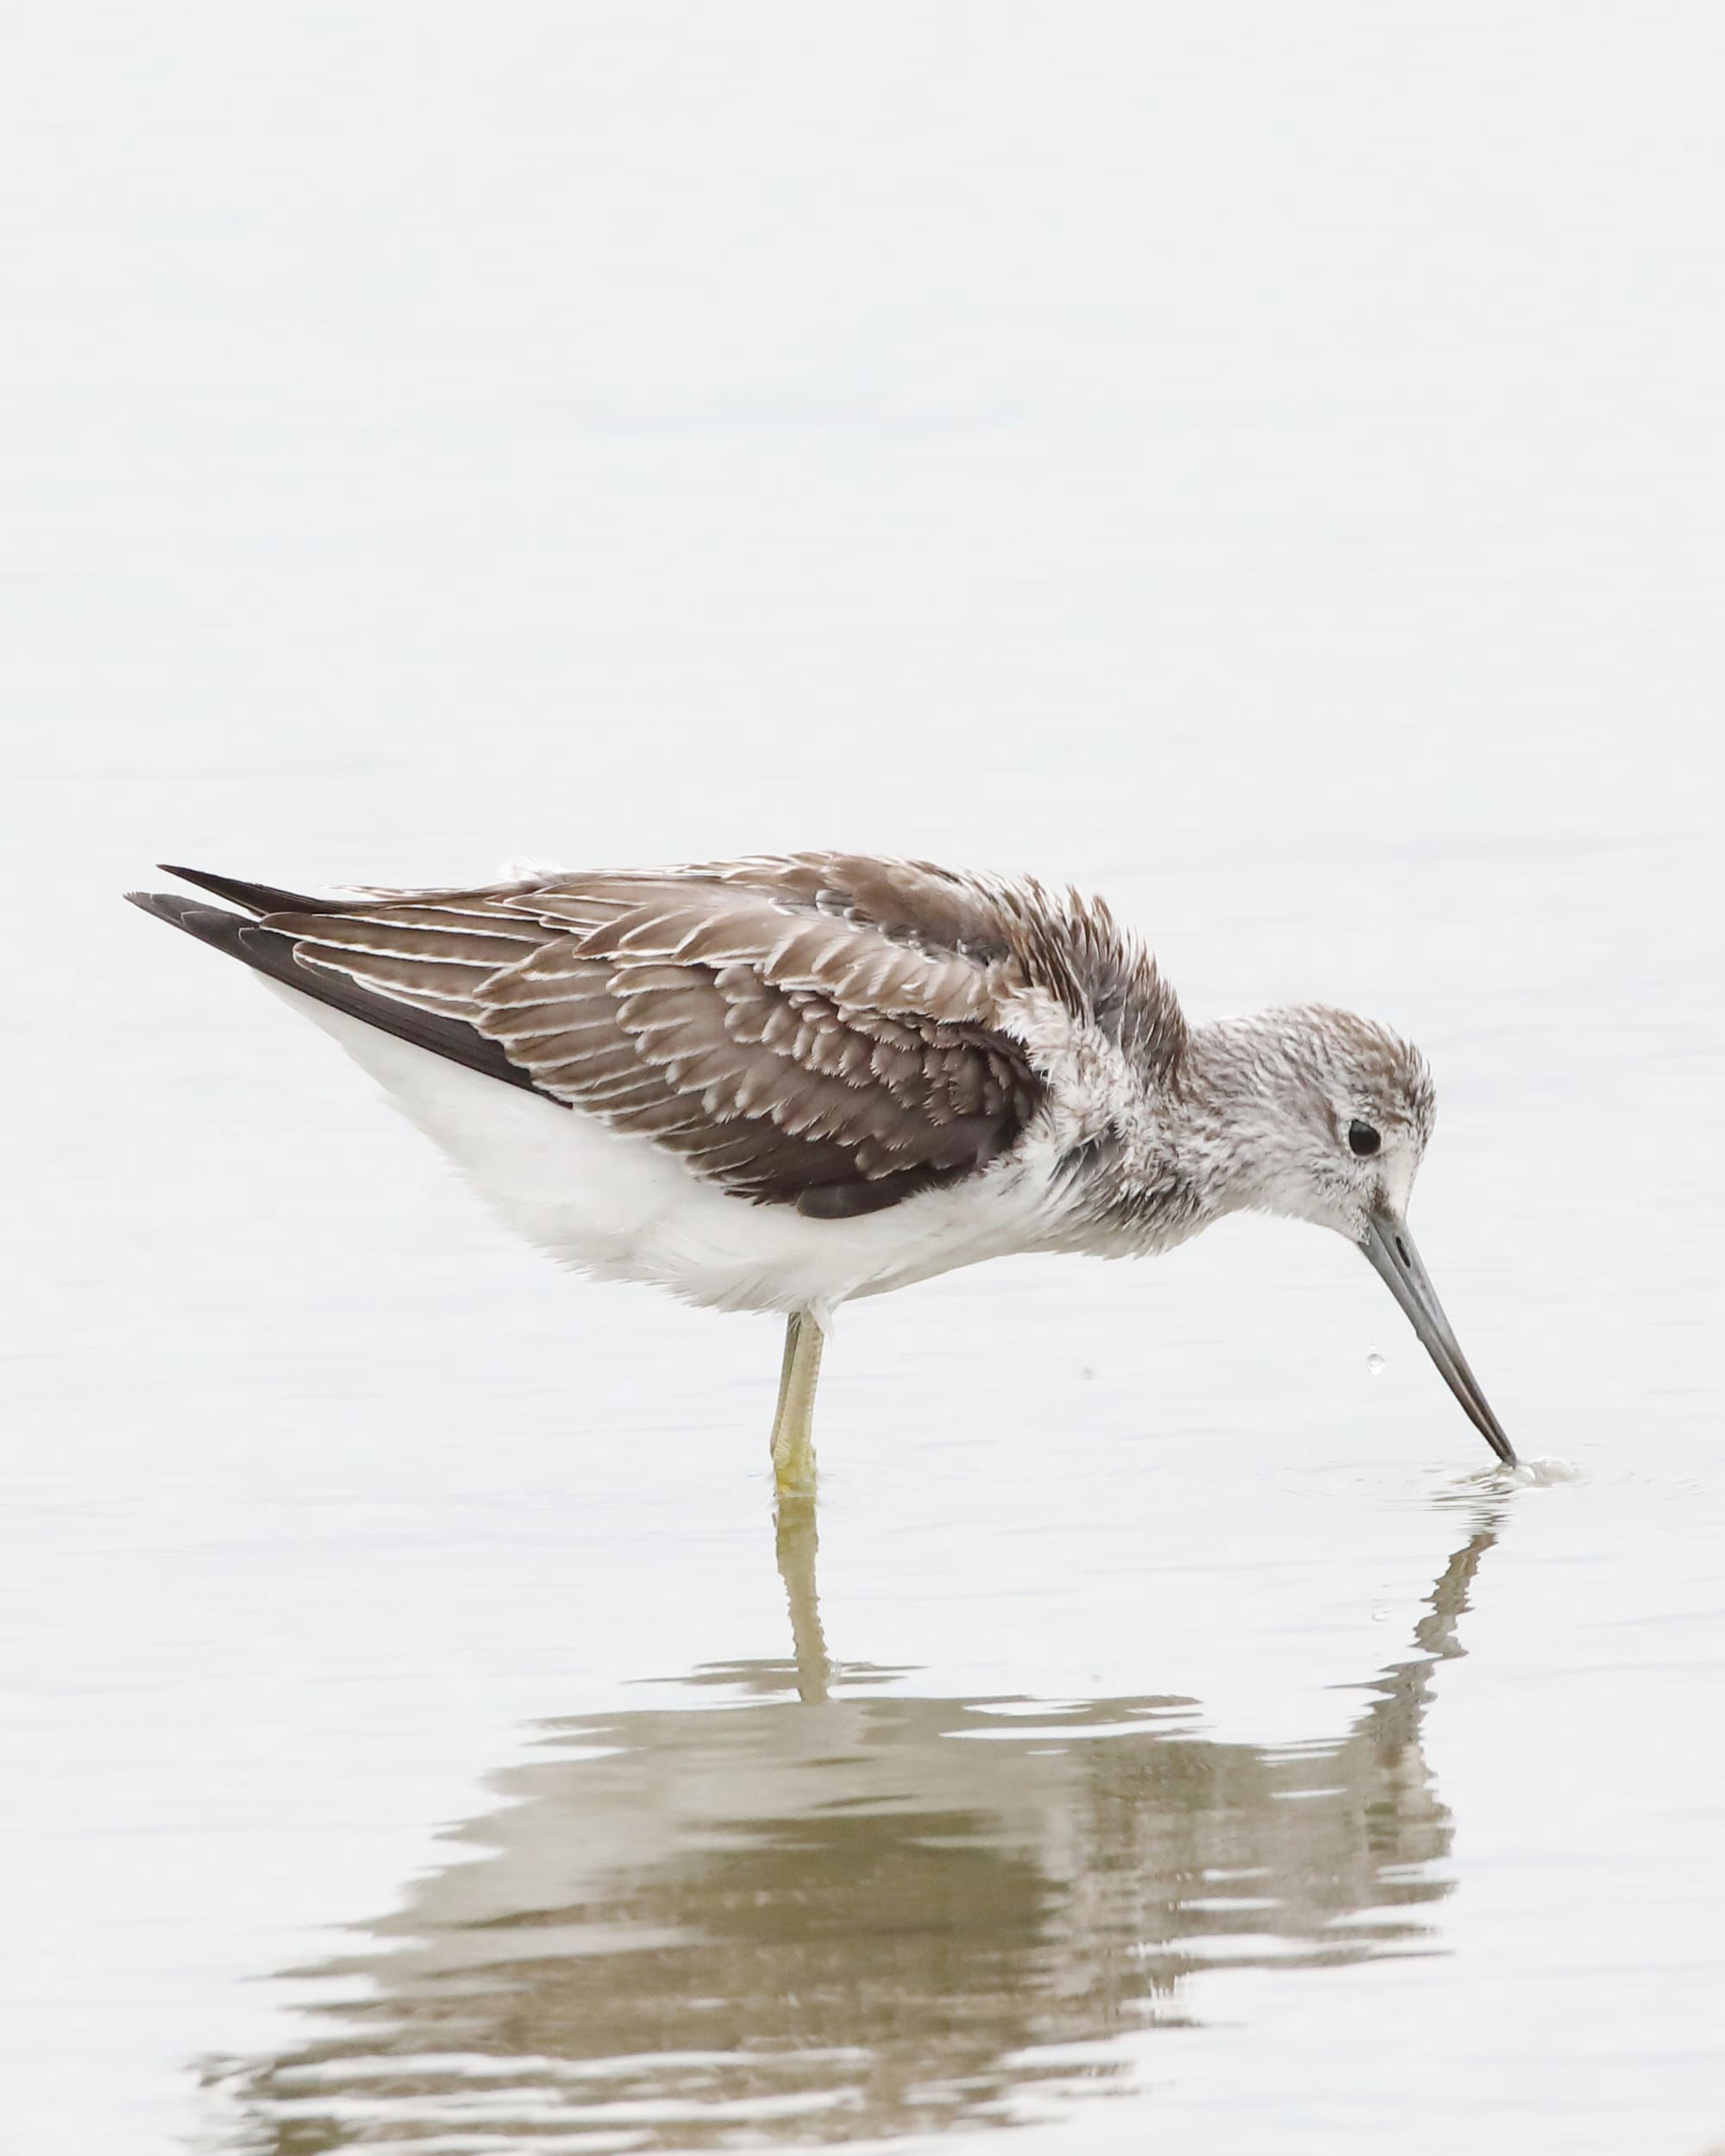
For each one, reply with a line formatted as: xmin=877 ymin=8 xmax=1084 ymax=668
xmin=1258 ymin=1003 xmax=1435 ymax=1152
xmin=1178 ymin=1003 xmax=1438 ymax=1241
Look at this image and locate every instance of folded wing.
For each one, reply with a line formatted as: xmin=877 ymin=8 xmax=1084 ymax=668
xmin=216 ymin=856 xmax=1051 ymax=1218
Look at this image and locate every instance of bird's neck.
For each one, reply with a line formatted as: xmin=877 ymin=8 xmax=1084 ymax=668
xmin=1052 ymin=1011 xmax=1320 ymax=1258
xmin=1158 ymin=1013 xmax=1313 ymax=1222
xmin=1062 ymin=1014 xmax=1286 ymax=1254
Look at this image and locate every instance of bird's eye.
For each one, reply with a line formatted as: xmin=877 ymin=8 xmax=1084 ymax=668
xmin=1348 ymin=1120 xmax=1381 ymax=1158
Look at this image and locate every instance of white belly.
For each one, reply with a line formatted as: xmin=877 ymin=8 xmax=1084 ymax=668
xmin=266 ymin=984 xmax=1066 ymax=1319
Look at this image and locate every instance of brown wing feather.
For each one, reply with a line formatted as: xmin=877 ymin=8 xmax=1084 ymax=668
xmin=261 ymin=859 xmax=1053 ymax=1215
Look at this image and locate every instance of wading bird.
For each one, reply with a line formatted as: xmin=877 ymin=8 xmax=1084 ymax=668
xmin=127 ymin=855 xmax=1516 ymax=1489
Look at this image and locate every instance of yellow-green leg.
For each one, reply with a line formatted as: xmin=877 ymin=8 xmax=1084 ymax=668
xmin=769 ymin=1310 xmax=825 ymax=1496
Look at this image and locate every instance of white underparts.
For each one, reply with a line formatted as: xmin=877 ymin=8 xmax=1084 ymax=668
xmin=263 ymin=981 xmax=1088 ymax=1318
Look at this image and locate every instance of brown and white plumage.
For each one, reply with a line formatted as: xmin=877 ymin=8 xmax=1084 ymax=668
xmin=129 ymin=856 xmax=1184 ymax=1290
xmin=126 ymin=852 xmax=1517 ymax=1482
xmin=264 ymin=856 xmax=1094 ymax=1217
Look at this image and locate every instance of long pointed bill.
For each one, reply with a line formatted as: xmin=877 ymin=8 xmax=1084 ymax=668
xmin=1359 ymin=1211 xmax=1518 ymax=1467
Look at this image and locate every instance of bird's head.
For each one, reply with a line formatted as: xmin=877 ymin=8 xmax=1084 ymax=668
xmin=1191 ymin=1005 xmax=1515 ymax=1467
xmin=1213 ymin=1004 xmax=1434 ymax=1238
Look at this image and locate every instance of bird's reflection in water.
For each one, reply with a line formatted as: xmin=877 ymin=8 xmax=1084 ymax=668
xmin=210 ymin=1508 xmax=1499 ymax=2151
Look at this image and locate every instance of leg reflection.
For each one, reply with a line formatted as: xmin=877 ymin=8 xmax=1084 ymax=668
xmin=774 ymin=1489 xmax=831 ymax=1704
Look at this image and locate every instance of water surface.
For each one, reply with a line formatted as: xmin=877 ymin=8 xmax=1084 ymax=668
xmin=6 ymin=11 xmax=1725 ymax=2153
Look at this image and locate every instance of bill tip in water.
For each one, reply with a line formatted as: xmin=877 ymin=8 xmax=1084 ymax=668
xmin=1508 ymin=1455 xmax=1580 ymax=1487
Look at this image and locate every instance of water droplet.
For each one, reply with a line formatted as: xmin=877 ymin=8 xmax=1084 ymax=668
xmin=1365 ymin=1352 xmax=1385 ymax=1377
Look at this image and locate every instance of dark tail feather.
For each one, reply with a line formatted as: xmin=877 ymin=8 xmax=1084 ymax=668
xmin=155 ymin=863 xmax=345 ymax=916
xmin=123 ymin=891 xmax=549 ymax=1099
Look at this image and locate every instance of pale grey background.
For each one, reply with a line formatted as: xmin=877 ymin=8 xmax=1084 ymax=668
xmin=3 ymin=7 xmax=1722 ymax=2153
